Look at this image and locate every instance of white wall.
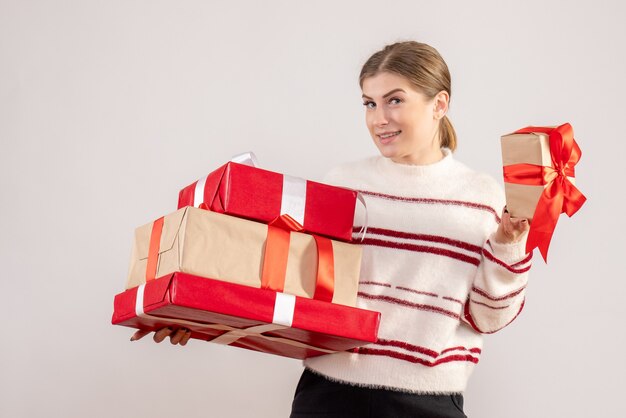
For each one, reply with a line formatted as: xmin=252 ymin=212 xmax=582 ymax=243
xmin=1 ymin=1 xmax=624 ymax=417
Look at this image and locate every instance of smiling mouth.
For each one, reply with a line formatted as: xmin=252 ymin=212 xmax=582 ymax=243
xmin=378 ymin=131 xmax=401 ymax=142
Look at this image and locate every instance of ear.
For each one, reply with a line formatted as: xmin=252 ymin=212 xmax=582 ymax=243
xmin=433 ymin=90 xmax=450 ymax=120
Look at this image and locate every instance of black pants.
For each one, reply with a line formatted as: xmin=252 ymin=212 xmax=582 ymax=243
xmin=290 ymin=369 xmax=467 ymax=418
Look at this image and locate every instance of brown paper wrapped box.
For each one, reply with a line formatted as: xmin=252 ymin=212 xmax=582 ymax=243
xmin=501 ymin=130 xmax=576 ymax=220
xmin=126 ymin=207 xmax=362 ymax=307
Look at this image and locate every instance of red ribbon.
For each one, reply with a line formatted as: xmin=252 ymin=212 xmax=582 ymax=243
xmin=503 ymin=123 xmax=587 ymax=261
xmin=146 ymin=217 xmax=165 ymax=282
xmin=261 ymin=214 xmax=335 ymax=302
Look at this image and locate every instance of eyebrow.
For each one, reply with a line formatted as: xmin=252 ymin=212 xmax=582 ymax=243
xmin=362 ymin=88 xmax=406 ymax=100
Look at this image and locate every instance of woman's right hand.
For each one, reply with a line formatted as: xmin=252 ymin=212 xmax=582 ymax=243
xmin=130 ymin=327 xmax=192 ymax=346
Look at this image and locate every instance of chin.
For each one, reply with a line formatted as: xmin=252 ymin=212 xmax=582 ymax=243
xmin=377 ymin=145 xmax=400 ymax=160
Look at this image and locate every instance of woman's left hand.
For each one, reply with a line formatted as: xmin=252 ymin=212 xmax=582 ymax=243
xmin=494 ymin=206 xmax=530 ymax=244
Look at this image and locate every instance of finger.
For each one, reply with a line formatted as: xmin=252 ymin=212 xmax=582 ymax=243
xmin=154 ymin=327 xmax=173 ymax=343
xmin=517 ymin=218 xmax=530 ymax=232
xmin=170 ymin=328 xmax=187 ymax=345
xmin=179 ymin=330 xmax=192 ymax=346
xmin=501 ymin=206 xmax=511 ymax=221
xmin=510 ymin=217 xmax=530 ymax=232
xmin=502 ymin=213 xmax=513 ymax=236
xmin=131 ymin=329 xmax=151 ymax=342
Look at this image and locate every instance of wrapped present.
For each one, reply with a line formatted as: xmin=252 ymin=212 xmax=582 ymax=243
xmin=501 ymin=123 xmax=586 ymax=261
xmin=126 ymin=206 xmax=362 ymax=306
xmin=177 ymin=155 xmax=364 ymax=242
xmin=113 ymin=272 xmax=380 ymax=360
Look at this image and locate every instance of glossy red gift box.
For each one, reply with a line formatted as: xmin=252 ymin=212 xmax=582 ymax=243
xmin=177 ymin=161 xmax=360 ymax=242
xmin=112 ymin=272 xmax=380 ymax=359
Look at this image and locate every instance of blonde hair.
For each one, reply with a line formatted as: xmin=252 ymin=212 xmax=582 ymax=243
xmin=359 ymin=41 xmax=457 ymax=151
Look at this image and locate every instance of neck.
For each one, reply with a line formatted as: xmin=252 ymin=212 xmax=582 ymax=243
xmin=390 ymin=146 xmax=445 ymax=166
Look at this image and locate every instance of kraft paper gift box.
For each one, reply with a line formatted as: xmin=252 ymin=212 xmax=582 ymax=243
xmin=177 ymin=159 xmax=363 ymax=242
xmin=126 ymin=206 xmax=362 ymax=307
xmin=501 ymin=126 xmax=579 ymax=220
xmin=112 ymin=272 xmax=381 ymax=360
xmin=500 ymin=123 xmax=586 ymax=261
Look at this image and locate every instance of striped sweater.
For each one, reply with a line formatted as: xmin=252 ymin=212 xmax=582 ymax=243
xmin=303 ymin=149 xmax=531 ymax=394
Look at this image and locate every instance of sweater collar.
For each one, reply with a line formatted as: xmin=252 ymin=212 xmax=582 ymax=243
xmin=376 ymin=148 xmax=454 ymax=178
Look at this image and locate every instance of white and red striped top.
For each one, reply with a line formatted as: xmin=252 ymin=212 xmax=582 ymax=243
xmin=304 ymin=149 xmax=531 ymax=394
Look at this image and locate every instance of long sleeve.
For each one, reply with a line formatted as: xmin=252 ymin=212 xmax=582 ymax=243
xmin=463 ymin=233 xmax=532 ymax=334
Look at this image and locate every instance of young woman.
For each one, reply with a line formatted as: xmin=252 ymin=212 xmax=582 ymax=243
xmin=133 ymin=41 xmax=531 ymax=417
xmin=288 ymin=41 xmax=531 ymax=418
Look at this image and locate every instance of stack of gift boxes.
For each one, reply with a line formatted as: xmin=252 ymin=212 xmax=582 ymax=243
xmin=112 ymin=155 xmax=380 ymax=359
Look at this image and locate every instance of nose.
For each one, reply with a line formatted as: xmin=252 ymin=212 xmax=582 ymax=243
xmin=372 ymin=107 xmax=388 ymax=127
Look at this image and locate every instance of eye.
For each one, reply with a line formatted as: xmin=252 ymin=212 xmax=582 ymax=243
xmin=362 ymin=100 xmax=376 ymax=109
xmin=389 ymin=97 xmax=402 ymax=105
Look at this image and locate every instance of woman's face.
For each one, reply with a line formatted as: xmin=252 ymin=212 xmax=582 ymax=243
xmin=361 ymin=71 xmax=447 ymax=165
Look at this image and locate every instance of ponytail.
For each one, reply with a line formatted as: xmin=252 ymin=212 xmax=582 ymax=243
xmin=440 ymin=115 xmax=457 ymax=151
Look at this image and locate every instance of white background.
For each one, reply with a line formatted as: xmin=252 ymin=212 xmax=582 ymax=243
xmin=1 ymin=1 xmax=624 ymax=417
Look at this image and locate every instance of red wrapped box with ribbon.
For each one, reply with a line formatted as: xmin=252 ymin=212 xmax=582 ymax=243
xmin=501 ymin=123 xmax=587 ymax=261
xmin=177 ymin=154 xmax=364 ymax=242
xmin=126 ymin=206 xmax=362 ymax=307
xmin=112 ymin=272 xmax=380 ymax=359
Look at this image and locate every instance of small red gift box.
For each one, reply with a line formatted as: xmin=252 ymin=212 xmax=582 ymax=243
xmin=177 ymin=159 xmax=362 ymax=242
xmin=112 ymin=272 xmax=380 ymax=359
